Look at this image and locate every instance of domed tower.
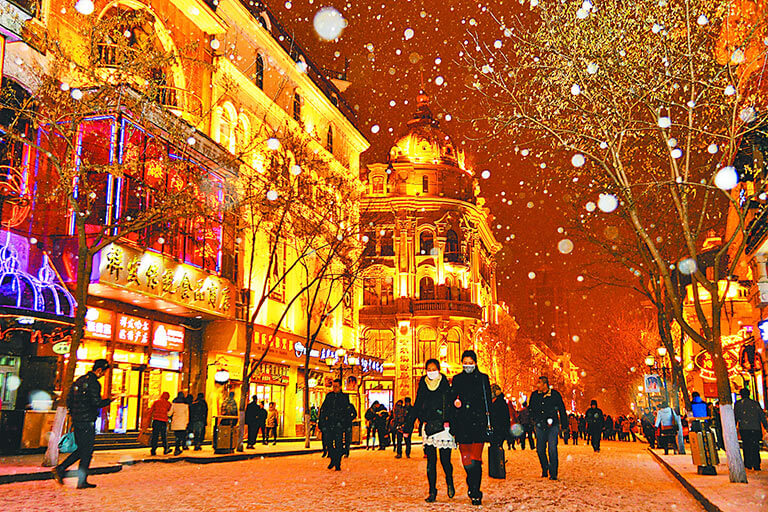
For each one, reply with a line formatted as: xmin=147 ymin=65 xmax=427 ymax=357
xmin=359 ymin=93 xmax=501 ymax=404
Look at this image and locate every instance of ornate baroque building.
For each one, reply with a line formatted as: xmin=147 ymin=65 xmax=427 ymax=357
xmin=359 ymin=93 xmax=501 ymax=405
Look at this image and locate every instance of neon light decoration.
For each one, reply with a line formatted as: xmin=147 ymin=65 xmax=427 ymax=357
xmin=0 ymin=238 xmax=76 ymax=316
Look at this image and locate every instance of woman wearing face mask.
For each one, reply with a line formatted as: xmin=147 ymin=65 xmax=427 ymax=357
xmin=451 ymin=350 xmax=492 ymax=506
xmin=407 ymin=358 xmax=455 ymax=503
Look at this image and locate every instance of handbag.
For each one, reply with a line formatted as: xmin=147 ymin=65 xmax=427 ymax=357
xmin=59 ymin=430 xmax=77 ymax=453
xmin=137 ymin=430 xmax=151 ymax=446
xmin=488 ymin=444 xmax=506 ymax=479
xmin=424 ymin=394 xmax=446 ymax=437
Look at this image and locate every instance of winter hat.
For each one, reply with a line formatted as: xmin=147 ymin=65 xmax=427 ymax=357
xmin=461 ymin=350 xmax=477 ymax=363
xmin=590 ymin=400 xmax=597 ymax=407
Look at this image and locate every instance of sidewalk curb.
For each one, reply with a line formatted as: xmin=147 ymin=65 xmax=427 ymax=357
xmin=0 ymin=464 xmax=123 ymax=485
xmin=647 ymin=448 xmax=724 ymax=512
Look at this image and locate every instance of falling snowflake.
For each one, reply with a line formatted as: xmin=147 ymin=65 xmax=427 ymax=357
xmin=558 ymin=239 xmax=574 ymax=254
xmin=597 ymin=194 xmax=618 ymax=213
xmin=571 ymin=153 xmax=586 ymax=167
xmin=714 ymin=166 xmax=738 ymax=190
xmin=313 ymin=7 xmax=347 ymax=41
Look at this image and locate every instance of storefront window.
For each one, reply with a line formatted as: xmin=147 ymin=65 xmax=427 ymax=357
xmin=250 ymin=383 xmax=285 ymax=436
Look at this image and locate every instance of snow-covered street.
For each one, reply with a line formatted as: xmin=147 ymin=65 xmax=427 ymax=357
xmin=1 ymin=441 xmax=704 ymax=511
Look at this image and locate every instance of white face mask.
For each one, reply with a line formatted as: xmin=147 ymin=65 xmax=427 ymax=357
xmin=426 ymin=370 xmax=440 ymax=380
xmin=463 ymin=364 xmax=476 ymax=373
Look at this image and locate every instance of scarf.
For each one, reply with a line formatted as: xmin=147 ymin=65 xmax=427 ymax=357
xmin=425 ymin=374 xmax=442 ymax=391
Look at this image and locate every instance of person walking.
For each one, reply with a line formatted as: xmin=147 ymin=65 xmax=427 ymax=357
xmin=169 ymin=392 xmax=189 ymax=455
xmin=734 ymin=388 xmax=768 ymax=470
xmin=585 ymin=400 xmax=604 ymax=452
xmin=489 ymin=384 xmax=510 ymax=450
xmin=53 ymin=359 xmax=113 ymax=489
xmin=258 ymin=401 xmax=268 ymax=444
xmin=343 ymin=401 xmax=357 ymax=457
xmin=375 ymin=403 xmax=389 ymax=450
xmin=409 ymin=358 xmax=456 ymax=503
xmin=451 ymin=350 xmax=492 ymax=506
xmin=507 ymin=400 xmax=520 ymax=449
xmin=265 ymin=402 xmax=278 ymax=444
xmin=189 ymin=392 xmax=208 ymax=450
xmin=519 ymin=400 xmax=535 ymax=450
xmin=529 ymin=375 xmax=568 ymax=481
xmin=182 ymin=392 xmax=193 ymax=451
xmin=568 ymin=414 xmax=579 ymax=445
xmin=148 ymin=391 xmax=172 ymax=456
xmin=318 ymin=379 xmax=355 ymax=471
xmin=364 ymin=401 xmax=379 ymax=450
xmin=641 ymin=408 xmax=656 ymax=448
xmin=309 ymin=405 xmax=319 ymax=438
xmin=392 ymin=399 xmax=409 ymax=458
xmin=244 ymin=395 xmax=262 ymax=449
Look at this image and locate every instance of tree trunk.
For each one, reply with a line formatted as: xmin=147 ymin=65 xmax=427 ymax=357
xmin=236 ymin=321 xmax=255 ymax=452
xmin=42 ymin=242 xmax=93 ymax=467
xmin=712 ymin=347 xmax=748 ymax=483
xmin=303 ymin=346 xmax=312 ymax=448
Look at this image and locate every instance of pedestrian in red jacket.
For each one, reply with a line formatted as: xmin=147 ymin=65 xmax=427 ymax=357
xmin=148 ymin=392 xmax=172 ymax=455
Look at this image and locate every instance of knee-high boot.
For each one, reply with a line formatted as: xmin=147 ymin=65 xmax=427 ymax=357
xmin=464 ymin=460 xmax=483 ymax=505
xmin=426 ymin=457 xmax=437 ymax=502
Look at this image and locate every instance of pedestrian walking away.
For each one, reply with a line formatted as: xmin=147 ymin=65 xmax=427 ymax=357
xmin=318 ymin=379 xmax=355 ymax=470
xmin=147 ymin=391 xmax=172 ymax=456
xmin=244 ymin=395 xmax=263 ymax=449
xmin=586 ymin=400 xmax=605 ymax=452
xmin=53 ymin=359 xmax=113 ymax=489
xmin=518 ymin=400 xmax=535 ymax=450
xmin=392 ymin=399 xmax=411 ymax=458
xmin=733 ymin=388 xmax=768 ymax=470
xmin=189 ymin=393 xmax=208 ymax=450
xmin=169 ymin=392 xmax=189 ymax=455
xmin=488 ymin=384 xmax=510 ymax=479
xmin=654 ymin=403 xmax=681 ymax=455
xmin=408 ymin=358 xmax=456 ymax=503
xmin=451 ymin=350 xmax=493 ymax=506
xmin=364 ymin=401 xmax=379 ymax=450
xmin=266 ymin=402 xmax=279 ymax=444
xmin=529 ymin=375 xmax=568 ymax=480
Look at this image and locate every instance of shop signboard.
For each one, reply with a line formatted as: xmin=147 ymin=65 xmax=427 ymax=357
xmin=644 ymin=374 xmax=663 ymax=394
xmin=116 ymin=314 xmax=150 ymax=346
xmin=252 ymin=362 xmax=290 ymax=386
xmin=94 ymin=243 xmax=236 ymax=318
xmin=152 ymin=322 xmax=185 ymax=352
xmin=84 ymin=307 xmax=113 ymax=340
xmin=694 ymin=348 xmax=739 ymax=381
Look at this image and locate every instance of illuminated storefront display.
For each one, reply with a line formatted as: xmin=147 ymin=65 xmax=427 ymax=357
xmin=116 ymin=314 xmax=150 ymax=346
xmin=152 ymin=322 xmax=185 ymax=352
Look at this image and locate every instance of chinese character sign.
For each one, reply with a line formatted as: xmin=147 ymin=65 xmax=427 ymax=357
xmin=84 ymin=307 xmax=114 ymax=340
xmin=117 ymin=314 xmax=150 ymax=346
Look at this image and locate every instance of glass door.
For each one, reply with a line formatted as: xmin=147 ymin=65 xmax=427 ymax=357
xmin=109 ymin=366 xmax=143 ymax=432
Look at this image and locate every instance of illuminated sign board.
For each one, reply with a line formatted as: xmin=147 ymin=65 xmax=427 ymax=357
xmin=116 ymin=314 xmax=150 ymax=346
xmin=84 ymin=307 xmax=114 ymax=340
xmin=152 ymin=322 xmax=185 ymax=352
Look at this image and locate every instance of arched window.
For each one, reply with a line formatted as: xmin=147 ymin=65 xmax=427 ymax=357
xmin=235 ymin=115 xmax=250 ymax=155
xmin=419 ymin=231 xmax=434 ymax=255
xmin=419 ymin=277 xmax=435 ymax=300
xmin=363 ymin=278 xmax=379 ymax=305
xmin=293 ymin=92 xmax=301 ymax=122
xmin=416 ymin=327 xmax=437 ymax=365
xmin=216 ymin=103 xmax=237 ymax=154
xmin=422 ymin=175 xmax=429 ymax=194
xmin=445 ymin=230 xmax=459 ymax=261
xmin=327 ymin=126 xmax=334 ymax=153
xmin=445 ymin=276 xmax=453 ymax=300
xmin=380 ymin=231 xmax=394 ymax=256
xmin=254 ymin=54 xmax=264 ymax=89
xmin=381 ymin=277 xmax=394 ymax=305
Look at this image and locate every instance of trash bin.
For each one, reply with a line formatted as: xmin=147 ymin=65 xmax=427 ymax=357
xmin=689 ymin=419 xmax=718 ymax=475
xmin=351 ymin=420 xmax=361 ymax=444
xmin=213 ymin=416 xmax=238 ymax=454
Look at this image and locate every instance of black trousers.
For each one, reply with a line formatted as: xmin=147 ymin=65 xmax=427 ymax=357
xmin=377 ymin=426 xmax=388 ymax=448
xmin=588 ymin=428 xmax=601 ymax=451
xmin=396 ymin=431 xmax=412 ymax=456
xmin=150 ymin=420 xmax=168 ymax=452
xmin=173 ymin=430 xmax=186 ymax=452
xmin=266 ymin=426 xmax=277 ymax=443
xmin=740 ymin=429 xmax=762 ymax=470
xmin=246 ymin=422 xmax=263 ymax=446
xmin=328 ymin=429 xmax=344 ymax=468
xmin=535 ymin=424 xmax=560 ymax=479
xmin=343 ymin=427 xmax=352 ymax=455
xmin=424 ymin=445 xmax=453 ymax=491
xmin=522 ymin=426 xmax=535 ymax=449
xmin=57 ymin=421 xmax=96 ymax=486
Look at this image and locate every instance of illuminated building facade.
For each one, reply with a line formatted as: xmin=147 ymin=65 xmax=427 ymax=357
xmin=359 ymin=93 xmax=501 ymax=406
xmin=0 ymin=0 xmax=370 ymax=449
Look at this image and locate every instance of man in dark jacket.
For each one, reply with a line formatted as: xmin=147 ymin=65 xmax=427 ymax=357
xmin=189 ymin=393 xmax=208 ymax=450
xmin=244 ymin=395 xmax=263 ymax=449
xmin=319 ymin=379 xmax=355 ymax=470
xmin=518 ymin=401 xmax=535 ymax=450
xmin=585 ymin=400 xmax=605 ymax=452
xmin=53 ymin=359 xmax=112 ymax=489
xmin=734 ymin=388 xmax=768 ymax=470
xmin=529 ymin=375 xmax=568 ymax=480
xmin=489 ymin=384 xmax=510 ymax=448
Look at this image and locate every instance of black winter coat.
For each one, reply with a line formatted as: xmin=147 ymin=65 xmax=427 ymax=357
xmin=408 ymin=375 xmax=453 ymax=432
xmin=529 ymin=388 xmax=568 ymax=429
xmin=319 ymin=391 xmax=355 ymax=434
xmin=490 ymin=395 xmax=511 ymax=445
xmin=67 ymin=372 xmax=110 ymax=423
xmin=450 ymin=370 xmax=492 ymax=444
xmin=585 ymin=407 xmax=604 ymax=431
xmin=190 ymin=399 xmax=208 ymax=424
xmin=245 ymin=402 xmax=262 ymax=424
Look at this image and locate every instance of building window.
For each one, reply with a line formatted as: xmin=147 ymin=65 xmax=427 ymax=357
xmin=363 ymin=278 xmax=379 ymax=305
xmin=372 ymin=176 xmax=384 ymax=195
xmin=380 ymin=231 xmax=394 ymax=256
xmin=293 ymin=92 xmax=301 ymax=122
xmin=326 ymin=126 xmax=333 ymax=154
xmin=416 ymin=327 xmax=437 ymax=365
xmin=445 ymin=230 xmax=459 ymax=262
xmin=419 ymin=277 xmax=434 ymax=300
xmin=254 ymin=54 xmax=264 ymax=90
xmin=422 ymin=175 xmax=429 ymax=194
xmin=419 ymin=231 xmax=434 ymax=255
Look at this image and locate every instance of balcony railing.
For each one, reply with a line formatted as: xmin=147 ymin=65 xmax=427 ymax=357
xmin=413 ymin=300 xmax=483 ymax=319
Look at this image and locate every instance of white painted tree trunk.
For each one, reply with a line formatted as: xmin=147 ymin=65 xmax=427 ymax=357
xmin=719 ymin=404 xmax=748 ymax=483
xmin=42 ymin=406 xmax=67 ymax=467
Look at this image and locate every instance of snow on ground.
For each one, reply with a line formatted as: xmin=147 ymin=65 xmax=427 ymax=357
xmin=0 ymin=441 xmax=704 ymax=512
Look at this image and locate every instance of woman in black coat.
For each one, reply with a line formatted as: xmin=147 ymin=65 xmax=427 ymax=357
xmin=489 ymin=384 xmax=511 ymax=448
xmin=408 ymin=358 xmax=456 ymax=503
xmin=451 ymin=350 xmax=492 ymax=506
